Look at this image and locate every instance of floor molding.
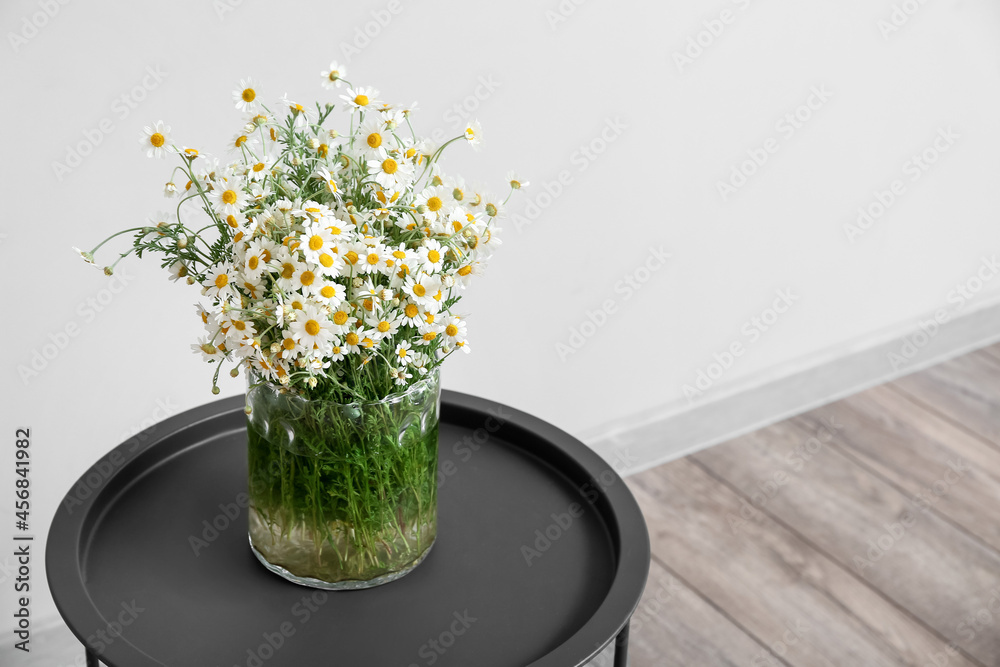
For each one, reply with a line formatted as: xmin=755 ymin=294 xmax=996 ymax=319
xmin=580 ymin=297 xmax=1000 ymax=476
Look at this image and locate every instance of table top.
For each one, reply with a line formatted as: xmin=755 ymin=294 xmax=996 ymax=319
xmin=47 ymin=390 xmax=650 ymax=667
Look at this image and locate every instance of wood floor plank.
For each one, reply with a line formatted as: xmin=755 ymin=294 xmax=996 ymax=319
xmin=615 ymin=559 xmax=771 ymax=667
xmin=794 ymin=385 xmax=1000 ymax=553
xmin=692 ymin=419 xmax=1000 ymax=666
xmin=629 ymin=462 xmax=976 ymax=667
xmin=892 ymin=350 xmax=1000 ymax=448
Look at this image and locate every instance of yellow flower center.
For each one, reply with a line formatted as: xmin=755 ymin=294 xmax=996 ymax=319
xmin=222 ymin=190 xmax=238 ymax=205
xmin=150 ymin=133 xmax=165 ymax=147
xmin=319 ymin=253 xmax=334 ymax=268
xmin=345 ymin=332 xmax=359 ymax=346
xmin=425 ymin=313 xmax=435 ymax=323
xmin=281 ymin=263 xmax=295 ymax=279
xmin=305 ymin=320 xmax=321 ymax=336
xmin=292 ymin=300 xmax=303 ymax=310
xmin=405 ymin=303 xmax=418 ymax=318
xmin=248 ymin=256 xmax=259 ymax=270
xmin=344 ymin=251 xmax=359 ymax=265
xmin=422 ymin=331 xmax=437 ymax=341
xmin=253 ymin=162 xmax=266 ymax=173
xmin=381 ymin=158 xmax=398 ymax=175
xmin=329 ymin=225 xmax=342 ymax=236
xmin=242 ymin=88 xmax=256 ymax=103
xmin=309 ymin=235 xmax=325 ymax=251
xmin=333 ymin=311 xmax=349 ymax=325
xmin=398 ymin=348 xmax=408 ymax=358
xmin=412 ymin=284 xmax=426 ymax=297
xmin=299 ymin=271 xmax=315 ymax=286
xmin=354 ymin=94 xmax=369 ymax=106
xmin=235 ymin=135 xmax=247 ymax=147
xmin=426 ymin=196 xmax=443 ymax=212
xmin=393 ymin=250 xmax=406 ymax=260
xmin=377 ymin=321 xmax=390 ymax=333
xmin=362 ymin=337 xmax=374 ymax=348
xmin=226 ymin=215 xmax=239 ymax=228
xmin=366 ymin=253 xmax=380 ymax=265
xmin=282 ymin=338 xmax=296 ymax=350
xmin=214 ymin=274 xmax=228 ymax=289
xmin=445 ymin=324 xmax=459 ymax=337
xmin=233 ymin=320 xmax=246 ymax=331
xmin=427 ymin=249 xmax=441 ymax=264
xmin=320 ymin=286 xmax=336 ymax=299
xmin=367 ymin=133 xmax=382 ymax=148
xmin=458 ymin=265 xmax=472 ymax=276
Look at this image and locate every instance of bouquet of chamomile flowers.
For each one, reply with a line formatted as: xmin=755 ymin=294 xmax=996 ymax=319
xmin=75 ymin=63 xmax=524 ymax=402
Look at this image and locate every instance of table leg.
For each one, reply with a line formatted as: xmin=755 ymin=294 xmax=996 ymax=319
xmin=613 ymin=623 xmax=629 ymax=667
xmin=85 ymin=648 xmax=100 ymax=667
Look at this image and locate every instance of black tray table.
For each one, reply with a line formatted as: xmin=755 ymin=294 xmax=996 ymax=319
xmin=47 ymin=390 xmax=650 ymax=666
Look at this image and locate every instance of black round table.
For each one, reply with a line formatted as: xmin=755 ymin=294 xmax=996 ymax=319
xmin=47 ymin=390 xmax=650 ymax=666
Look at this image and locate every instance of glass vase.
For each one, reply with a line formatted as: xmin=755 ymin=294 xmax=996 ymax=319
xmin=245 ymin=370 xmax=440 ymax=589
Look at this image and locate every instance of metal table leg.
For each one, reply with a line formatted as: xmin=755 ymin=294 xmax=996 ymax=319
xmin=85 ymin=648 xmax=100 ymax=667
xmin=614 ymin=623 xmax=629 ymax=667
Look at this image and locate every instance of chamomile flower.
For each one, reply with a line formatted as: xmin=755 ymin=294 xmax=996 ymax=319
xmin=404 ymin=272 xmax=442 ymax=311
xmin=358 ymin=242 xmax=389 ymax=275
xmin=192 ymin=337 xmax=225 ymax=362
xmin=342 ymin=86 xmax=380 ymax=111
xmin=202 ymin=263 xmax=236 ymax=298
xmin=289 ymin=303 xmax=335 ymax=353
xmin=291 ymin=263 xmax=325 ymax=297
xmin=506 ymin=171 xmax=529 ymax=190
xmin=320 ymin=62 xmax=347 ymax=89
xmin=392 ymin=367 xmax=413 ymax=386
xmin=233 ymin=78 xmax=262 ymax=112
xmin=394 ymin=340 xmax=414 ymax=364
xmin=417 ymin=239 xmax=447 ymax=273
xmin=167 ymin=261 xmax=189 ymax=283
xmin=140 ymin=121 xmax=171 ymax=158
xmin=367 ymin=149 xmax=414 ymax=191
xmin=441 ymin=316 xmax=467 ymax=346
xmin=415 ymin=186 xmax=449 ymax=221
xmin=245 ymin=155 xmax=276 ymax=182
xmin=300 ymin=223 xmax=336 ymax=264
xmin=399 ymin=301 xmax=424 ymax=327
xmin=359 ymin=116 xmax=392 ymax=157
xmin=276 ymin=334 xmax=305 ymax=360
xmin=463 ymin=120 xmax=483 ymax=148
xmin=366 ymin=312 xmax=401 ymax=339
xmin=208 ymin=176 xmax=249 ymax=218
xmin=313 ymin=167 xmax=342 ymax=199
xmin=315 ymin=280 xmax=346 ymax=306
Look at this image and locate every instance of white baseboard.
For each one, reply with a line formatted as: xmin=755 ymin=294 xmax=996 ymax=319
xmin=581 ymin=297 xmax=1000 ymax=476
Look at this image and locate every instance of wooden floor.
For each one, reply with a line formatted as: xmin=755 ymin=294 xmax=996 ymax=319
xmin=10 ymin=345 xmax=1000 ymax=666
xmin=625 ymin=343 xmax=1000 ymax=667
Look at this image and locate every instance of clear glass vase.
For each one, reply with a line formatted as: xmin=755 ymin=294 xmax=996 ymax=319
xmin=245 ymin=370 xmax=440 ymax=589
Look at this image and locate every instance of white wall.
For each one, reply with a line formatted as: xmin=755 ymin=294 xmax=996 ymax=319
xmin=3 ymin=0 xmax=1000 ymax=631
